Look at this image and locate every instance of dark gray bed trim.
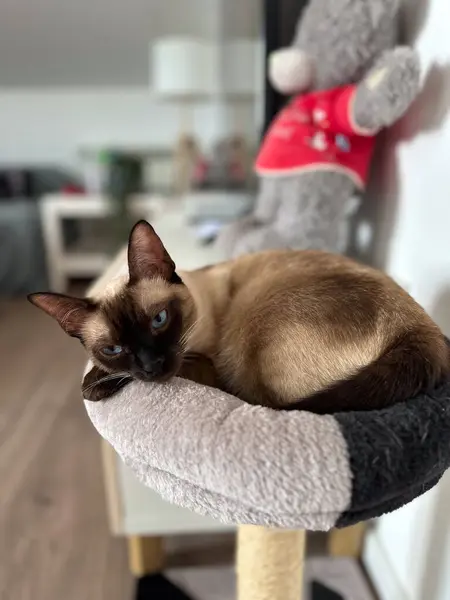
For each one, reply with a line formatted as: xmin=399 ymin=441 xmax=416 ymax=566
xmin=335 ymin=384 xmax=450 ymax=527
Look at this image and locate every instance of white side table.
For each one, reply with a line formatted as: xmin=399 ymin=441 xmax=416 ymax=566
xmin=39 ymin=194 xmax=163 ymax=292
xmin=87 ymin=201 xmax=231 ymax=577
xmin=182 ymin=190 xmax=254 ymax=222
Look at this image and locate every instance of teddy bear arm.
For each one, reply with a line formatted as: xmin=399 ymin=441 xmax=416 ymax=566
xmin=352 ymin=47 xmax=421 ymax=133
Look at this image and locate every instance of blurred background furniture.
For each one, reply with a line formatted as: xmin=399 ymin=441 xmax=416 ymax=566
xmin=152 ymin=37 xmax=215 ymax=195
xmin=0 ymin=199 xmax=48 ymax=294
xmin=79 ymin=144 xmax=174 ymax=195
xmin=0 ymin=167 xmax=82 ymax=296
xmin=182 ymin=190 xmax=254 ymax=225
xmin=88 ymin=199 xmax=231 ymax=578
xmin=262 ymin=0 xmax=309 ymax=135
xmin=39 ymin=193 xmax=162 ymax=292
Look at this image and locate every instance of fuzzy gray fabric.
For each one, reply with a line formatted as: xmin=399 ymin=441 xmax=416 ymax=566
xmin=335 ymin=384 xmax=450 ymax=527
xmin=231 ymin=173 xmax=357 ymax=256
xmin=85 ymin=370 xmax=450 ymax=530
xmin=217 ymin=0 xmax=421 ymax=257
xmin=83 ymin=249 xmax=450 ymax=531
xmin=82 ymin=260 xmax=450 ymax=531
xmin=353 ymin=47 xmax=422 ymax=131
xmin=85 ymin=376 xmax=352 ymax=530
xmin=294 ymin=0 xmax=400 ymax=91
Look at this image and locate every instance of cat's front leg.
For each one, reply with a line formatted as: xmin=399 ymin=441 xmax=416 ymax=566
xmin=82 ymin=365 xmax=133 ymax=402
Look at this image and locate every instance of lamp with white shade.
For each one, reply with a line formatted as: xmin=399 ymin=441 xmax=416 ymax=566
xmin=151 ymin=37 xmax=216 ymax=194
xmin=150 ymin=36 xmax=263 ymax=194
xmin=152 ymin=37 xmax=216 ymax=134
xmin=151 ymin=36 xmax=262 ymax=136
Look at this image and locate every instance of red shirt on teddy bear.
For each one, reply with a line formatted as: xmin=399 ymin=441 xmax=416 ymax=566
xmin=255 ymin=84 xmax=376 ymax=190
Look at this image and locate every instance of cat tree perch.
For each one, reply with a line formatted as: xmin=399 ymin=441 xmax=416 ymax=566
xmin=85 ymin=373 xmax=450 ymax=600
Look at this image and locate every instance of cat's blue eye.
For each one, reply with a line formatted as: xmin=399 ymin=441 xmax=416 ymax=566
xmin=102 ymin=345 xmax=123 ymax=356
xmin=152 ymin=309 xmax=168 ymax=330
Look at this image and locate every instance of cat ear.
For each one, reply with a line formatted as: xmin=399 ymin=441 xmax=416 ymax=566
xmin=27 ymin=293 xmax=94 ymax=338
xmin=128 ymin=220 xmax=176 ymax=282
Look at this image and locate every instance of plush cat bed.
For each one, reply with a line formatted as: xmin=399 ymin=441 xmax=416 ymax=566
xmin=85 ymin=373 xmax=450 ymax=531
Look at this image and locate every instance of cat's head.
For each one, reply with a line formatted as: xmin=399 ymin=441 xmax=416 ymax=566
xmin=28 ymin=220 xmax=195 ymax=383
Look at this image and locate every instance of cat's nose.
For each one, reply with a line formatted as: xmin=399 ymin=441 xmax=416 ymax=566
xmin=146 ymin=356 xmax=165 ymax=375
xmin=136 ymin=352 xmax=165 ymax=375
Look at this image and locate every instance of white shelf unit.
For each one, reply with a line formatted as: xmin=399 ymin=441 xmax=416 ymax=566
xmin=87 ymin=201 xmax=231 ymax=538
xmin=39 ymin=194 xmax=163 ymax=292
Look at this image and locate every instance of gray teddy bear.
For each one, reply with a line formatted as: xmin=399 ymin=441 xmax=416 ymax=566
xmin=218 ymin=0 xmax=421 ymax=257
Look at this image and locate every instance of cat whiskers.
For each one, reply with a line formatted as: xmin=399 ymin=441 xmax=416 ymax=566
xmin=83 ymin=371 xmax=133 ymax=394
xmin=180 ymin=315 xmax=204 ymax=350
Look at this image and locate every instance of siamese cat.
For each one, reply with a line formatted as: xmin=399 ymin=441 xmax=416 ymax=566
xmin=28 ymin=220 xmax=449 ymax=413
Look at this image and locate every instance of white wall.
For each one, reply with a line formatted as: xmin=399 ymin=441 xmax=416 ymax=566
xmin=0 ymin=88 xmax=173 ymax=167
xmin=362 ymin=1 xmax=450 ymax=599
xmin=0 ymin=0 xmax=262 ymax=173
xmin=0 ymin=87 xmax=240 ymax=169
xmin=0 ymin=87 xmax=259 ymax=173
xmin=0 ymin=0 xmax=224 ymax=86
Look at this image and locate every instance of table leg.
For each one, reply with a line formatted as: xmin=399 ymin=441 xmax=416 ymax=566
xmin=127 ymin=535 xmax=166 ymax=577
xmin=328 ymin=523 xmax=367 ymax=558
xmin=40 ymin=200 xmax=67 ymax=292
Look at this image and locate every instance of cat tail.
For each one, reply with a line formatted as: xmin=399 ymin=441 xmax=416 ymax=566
xmin=289 ymin=328 xmax=450 ymax=414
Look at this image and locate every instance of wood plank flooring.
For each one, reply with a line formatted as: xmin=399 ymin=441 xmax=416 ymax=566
xmin=0 ymin=299 xmax=133 ymax=600
xmin=0 ymin=300 xmax=348 ymax=600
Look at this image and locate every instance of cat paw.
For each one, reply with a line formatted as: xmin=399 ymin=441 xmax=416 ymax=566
xmin=82 ymin=366 xmax=133 ymax=402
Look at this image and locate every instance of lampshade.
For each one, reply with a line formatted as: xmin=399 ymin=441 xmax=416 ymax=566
xmin=151 ymin=37 xmax=216 ymax=99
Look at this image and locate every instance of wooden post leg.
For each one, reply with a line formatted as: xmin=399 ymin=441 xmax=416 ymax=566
xmin=328 ymin=523 xmax=366 ymax=558
xmin=127 ymin=536 xmax=165 ymax=578
xmin=237 ymin=525 xmax=306 ymax=600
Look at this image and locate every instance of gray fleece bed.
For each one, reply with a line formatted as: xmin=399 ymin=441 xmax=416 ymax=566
xmin=85 ymin=372 xmax=450 ymax=531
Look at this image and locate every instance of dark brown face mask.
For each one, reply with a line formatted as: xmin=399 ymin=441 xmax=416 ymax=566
xmin=29 ymin=220 xmax=187 ymax=402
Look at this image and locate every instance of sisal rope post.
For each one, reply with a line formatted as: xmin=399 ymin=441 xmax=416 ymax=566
xmin=237 ymin=525 xmax=306 ymax=600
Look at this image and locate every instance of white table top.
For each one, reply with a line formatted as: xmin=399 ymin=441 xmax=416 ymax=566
xmin=88 ymin=197 xmax=230 ymax=536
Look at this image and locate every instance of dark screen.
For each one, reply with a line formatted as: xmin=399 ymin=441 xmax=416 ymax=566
xmin=262 ymin=0 xmax=309 ymax=136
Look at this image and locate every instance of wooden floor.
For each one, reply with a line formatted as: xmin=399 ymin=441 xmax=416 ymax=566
xmin=0 ymin=300 xmax=133 ymax=600
xmin=0 ymin=300 xmax=367 ymax=600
